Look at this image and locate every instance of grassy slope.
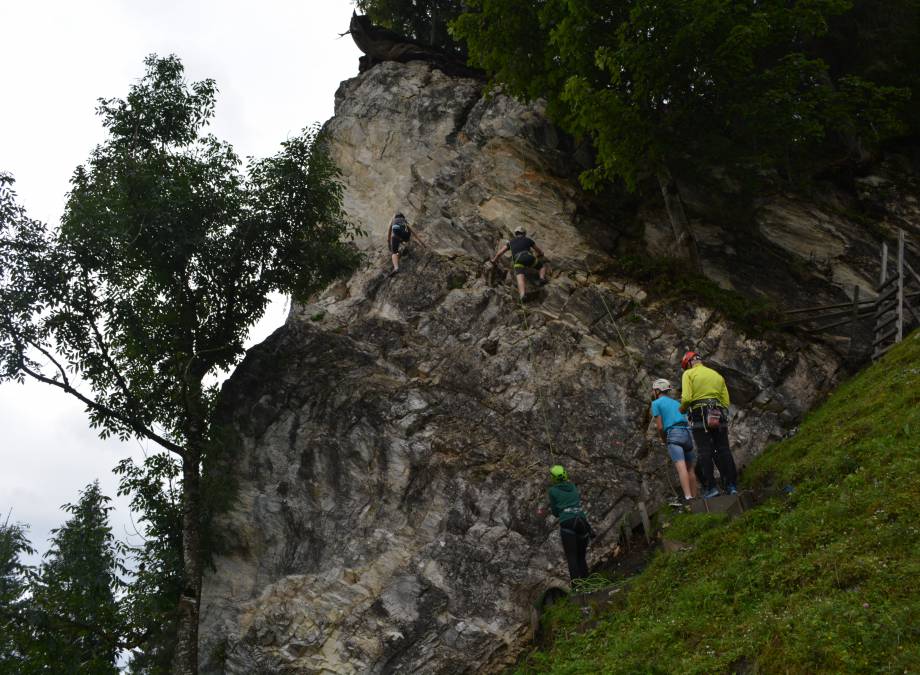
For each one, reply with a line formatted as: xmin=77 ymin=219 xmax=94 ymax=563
xmin=519 ymin=331 xmax=920 ymax=674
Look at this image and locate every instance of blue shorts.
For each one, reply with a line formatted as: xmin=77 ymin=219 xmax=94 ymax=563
xmin=666 ymin=426 xmax=695 ymax=464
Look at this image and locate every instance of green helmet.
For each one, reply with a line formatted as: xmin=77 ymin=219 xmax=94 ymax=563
xmin=550 ymin=465 xmax=568 ymax=482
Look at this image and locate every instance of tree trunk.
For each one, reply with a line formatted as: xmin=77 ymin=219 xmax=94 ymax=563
xmin=430 ymin=5 xmax=440 ymax=47
xmin=657 ymin=167 xmax=702 ymax=273
xmin=171 ymin=452 xmax=202 ymax=675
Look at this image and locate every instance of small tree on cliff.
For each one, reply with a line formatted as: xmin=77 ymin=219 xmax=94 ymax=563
xmin=354 ymin=0 xmax=466 ymax=54
xmin=0 ymin=54 xmax=360 ymax=674
xmin=453 ymin=0 xmax=910 ymax=270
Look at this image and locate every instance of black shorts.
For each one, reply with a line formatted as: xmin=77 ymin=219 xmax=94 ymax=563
xmin=390 ymin=237 xmax=407 ymax=254
xmin=513 ymin=251 xmax=544 ymax=272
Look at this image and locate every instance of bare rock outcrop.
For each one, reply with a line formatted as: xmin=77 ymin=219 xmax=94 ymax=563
xmin=198 ymin=62 xmax=867 ymax=673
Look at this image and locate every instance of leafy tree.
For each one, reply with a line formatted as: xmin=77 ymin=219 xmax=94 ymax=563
xmin=822 ymin=0 xmax=920 ymax=138
xmin=453 ymin=0 xmax=911 ymax=269
xmin=0 ymin=54 xmax=361 ymax=674
xmin=25 ymin=482 xmax=127 ymax=674
xmin=0 ymin=517 xmax=34 ymax=673
xmin=354 ymin=0 xmax=466 ymax=54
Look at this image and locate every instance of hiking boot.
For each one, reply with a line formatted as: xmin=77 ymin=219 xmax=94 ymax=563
xmin=702 ymin=487 xmax=721 ymax=499
xmin=727 ymin=485 xmax=738 ymax=495
xmin=537 ymin=278 xmax=548 ymax=286
xmin=389 ymin=268 xmax=400 ymax=277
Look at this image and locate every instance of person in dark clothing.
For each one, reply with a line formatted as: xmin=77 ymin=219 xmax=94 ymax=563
xmin=490 ymin=227 xmax=549 ymax=301
xmin=541 ymin=465 xmax=591 ymax=582
xmin=678 ymin=350 xmax=739 ymax=498
xmin=387 ymin=212 xmax=412 ymax=275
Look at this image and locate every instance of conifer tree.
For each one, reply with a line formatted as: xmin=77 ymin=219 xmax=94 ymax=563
xmin=27 ymin=482 xmax=126 ymax=674
xmin=0 ymin=517 xmax=34 ymax=673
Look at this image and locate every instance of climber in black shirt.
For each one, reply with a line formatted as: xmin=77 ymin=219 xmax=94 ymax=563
xmin=387 ymin=212 xmax=412 ymax=276
xmin=490 ymin=227 xmax=549 ymax=301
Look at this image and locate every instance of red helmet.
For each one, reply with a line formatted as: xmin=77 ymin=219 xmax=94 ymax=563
xmin=681 ymin=351 xmax=699 ymax=370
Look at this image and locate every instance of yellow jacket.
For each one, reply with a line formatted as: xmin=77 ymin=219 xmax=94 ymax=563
xmin=681 ymin=364 xmax=730 ymax=408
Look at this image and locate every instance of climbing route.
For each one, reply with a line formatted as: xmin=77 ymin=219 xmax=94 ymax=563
xmin=515 ymin=291 xmax=558 ymax=462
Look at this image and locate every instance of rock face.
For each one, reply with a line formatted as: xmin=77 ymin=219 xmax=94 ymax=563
xmin=197 ymin=61 xmax=908 ymax=673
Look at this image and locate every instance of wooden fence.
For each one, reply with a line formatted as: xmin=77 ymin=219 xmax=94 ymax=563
xmin=874 ymin=230 xmax=920 ymax=360
xmin=780 ymin=229 xmax=919 ymax=360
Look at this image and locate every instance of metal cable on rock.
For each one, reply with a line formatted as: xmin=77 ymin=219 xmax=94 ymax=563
xmin=516 ymin=292 xmax=558 ymax=463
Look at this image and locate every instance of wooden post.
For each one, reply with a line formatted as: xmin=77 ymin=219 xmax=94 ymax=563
xmin=880 ymin=242 xmax=888 ymax=287
xmin=874 ymin=242 xmax=890 ymax=361
xmin=850 ymin=284 xmax=860 ymax=360
xmin=897 ymin=229 xmax=905 ymax=343
xmin=638 ymin=477 xmax=652 ymax=544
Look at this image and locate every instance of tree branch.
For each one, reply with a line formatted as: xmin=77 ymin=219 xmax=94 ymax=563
xmin=18 ymin=344 xmax=186 ymax=458
xmin=77 ymin=275 xmax=149 ymax=428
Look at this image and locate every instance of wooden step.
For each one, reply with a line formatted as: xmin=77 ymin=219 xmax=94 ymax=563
xmin=688 ymin=491 xmax=754 ymax=516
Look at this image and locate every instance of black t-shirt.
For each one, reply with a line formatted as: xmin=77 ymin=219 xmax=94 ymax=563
xmin=508 ymin=236 xmax=535 ymax=257
xmin=391 ymin=217 xmax=410 ymax=240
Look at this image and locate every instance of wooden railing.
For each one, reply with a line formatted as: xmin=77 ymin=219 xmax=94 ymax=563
xmin=874 ymin=230 xmax=920 ymax=360
xmin=780 ymin=229 xmax=919 ymax=361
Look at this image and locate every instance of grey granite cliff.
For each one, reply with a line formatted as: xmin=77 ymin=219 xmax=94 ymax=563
xmin=198 ymin=61 xmax=918 ymax=673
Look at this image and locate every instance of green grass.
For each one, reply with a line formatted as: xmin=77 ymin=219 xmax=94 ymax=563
xmin=517 ymin=331 xmax=920 ymax=674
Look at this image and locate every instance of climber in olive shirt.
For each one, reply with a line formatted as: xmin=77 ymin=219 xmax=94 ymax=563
xmin=542 ymin=465 xmax=591 ymax=582
xmin=679 ymin=351 xmax=738 ymax=498
xmin=490 ymin=227 xmax=549 ymax=301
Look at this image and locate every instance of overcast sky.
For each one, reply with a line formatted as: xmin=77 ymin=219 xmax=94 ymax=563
xmin=0 ymin=0 xmax=361 ymax=564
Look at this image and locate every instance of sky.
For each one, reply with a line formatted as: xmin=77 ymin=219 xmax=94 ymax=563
xmin=0 ymin=0 xmax=361 ymax=564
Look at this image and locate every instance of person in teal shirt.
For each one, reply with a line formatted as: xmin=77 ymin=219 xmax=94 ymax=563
xmin=651 ymin=378 xmax=697 ymax=503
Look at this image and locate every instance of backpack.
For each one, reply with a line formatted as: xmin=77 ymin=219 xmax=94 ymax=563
xmin=392 ymin=216 xmax=410 ymax=241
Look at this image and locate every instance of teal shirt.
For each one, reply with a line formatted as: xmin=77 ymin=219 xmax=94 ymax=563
xmin=548 ymin=482 xmax=586 ymax=523
xmin=651 ymin=395 xmax=689 ymax=431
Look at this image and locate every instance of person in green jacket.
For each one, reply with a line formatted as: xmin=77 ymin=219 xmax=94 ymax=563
xmin=541 ymin=465 xmax=592 ymax=581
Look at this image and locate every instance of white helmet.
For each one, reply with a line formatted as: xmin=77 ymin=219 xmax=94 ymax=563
xmin=652 ymin=378 xmax=671 ymax=392
xmin=513 ymin=226 xmax=526 ymax=236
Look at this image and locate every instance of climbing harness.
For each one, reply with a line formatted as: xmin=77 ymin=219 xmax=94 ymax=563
xmin=687 ymin=398 xmax=727 ymax=431
xmin=512 ymin=250 xmax=542 ymax=270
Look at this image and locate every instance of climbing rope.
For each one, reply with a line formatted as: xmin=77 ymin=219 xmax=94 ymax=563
xmin=515 ymin=289 xmax=558 ymax=462
xmin=581 ymin=266 xmax=642 ymax=377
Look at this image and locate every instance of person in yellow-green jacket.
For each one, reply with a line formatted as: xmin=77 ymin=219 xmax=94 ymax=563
xmin=679 ymin=351 xmax=738 ymax=499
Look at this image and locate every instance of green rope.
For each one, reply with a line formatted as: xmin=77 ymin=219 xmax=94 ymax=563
xmin=516 ymin=290 xmax=558 ymax=462
xmin=587 ymin=270 xmax=642 ymax=377
xmin=570 ymin=572 xmax=617 ymax=594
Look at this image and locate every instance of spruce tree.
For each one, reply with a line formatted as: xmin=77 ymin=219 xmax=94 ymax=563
xmin=0 ymin=518 xmax=34 ymax=673
xmin=27 ymin=482 xmax=126 ymax=674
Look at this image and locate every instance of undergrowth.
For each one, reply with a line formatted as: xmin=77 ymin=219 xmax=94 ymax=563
xmin=615 ymin=255 xmax=780 ymax=334
xmin=517 ymin=330 xmax=920 ymax=674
